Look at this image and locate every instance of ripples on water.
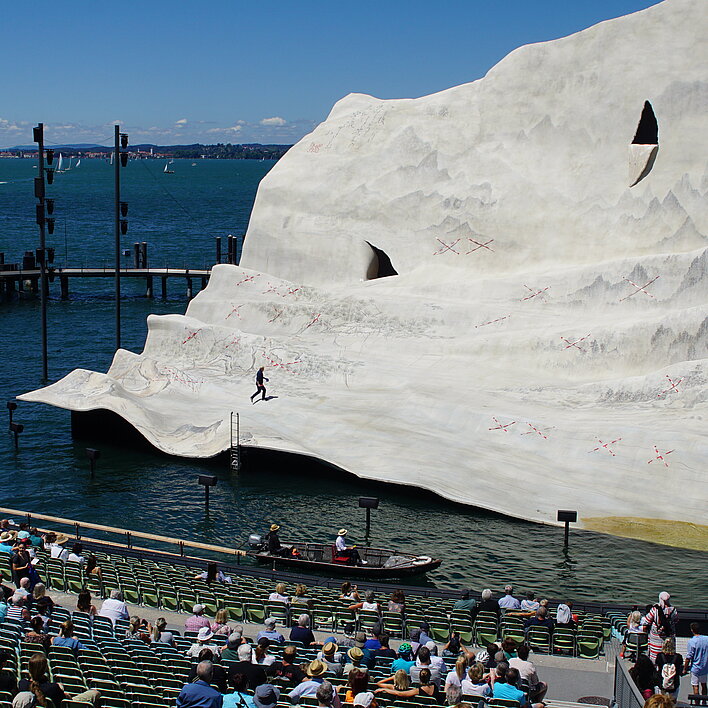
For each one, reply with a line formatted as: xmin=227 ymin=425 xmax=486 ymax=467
xmin=0 ymin=159 xmax=706 ymax=607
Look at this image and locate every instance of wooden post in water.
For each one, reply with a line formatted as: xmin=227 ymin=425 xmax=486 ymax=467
xmin=215 ymin=236 xmax=222 ymax=264
xmin=133 ymin=243 xmax=140 ymax=268
xmin=161 ymin=276 xmax=167 ymax=299
xmin=141 ymin=242 xmax=148 ymax=269
xmin=60 ymin=274 xmax=69 ymax=300
xmin=186 ymin=276 xmax=193 ymax=299
xmin=145 ymin=275 xmax=153 ymax=298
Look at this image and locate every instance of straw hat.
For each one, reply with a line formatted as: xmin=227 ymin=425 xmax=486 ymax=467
xmin=348 ymin=647 xmax=364 ymax=662
xmin=338 ymin=529 xmax=347 ymax=536
xmin=0 ymin=531 xmax=15 ymax=543
xmin=307 ymin=659 xmax=327 ymax=677
xmin=322 ymin=641 xmax=338 ymax=655
xmin=270 ymin=524 xmax=280 ymax=532
xmin=54 ymin=533 xmax=69 ymax=545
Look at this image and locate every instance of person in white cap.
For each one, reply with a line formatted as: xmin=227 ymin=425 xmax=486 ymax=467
xmin=257 ymin=618 xmax=284 ymax=644
xmin=185 ymin=604 xmax=211 ymax=633
xmin=186 ymin=627 xmax=220 ymax=658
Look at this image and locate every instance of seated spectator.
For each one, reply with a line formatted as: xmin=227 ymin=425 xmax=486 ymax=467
xmin=291 ymin=584 xmax=314 ymax=609
xmin=371 ymin=634 xmax=397 ymax=663
xmin=349 ymin=591 xmax=381 ymax=613
xmin=19 ymin=653 xmax=99 ymax=707
xmin=555 ymin=603 xmax=576 ymax=629
xmin=289 ymin=660 xmax=329 ymax=702
xmin=67 ymin=543 xmax=85 ymax=564
xmin=453 ymin=590 xmax=476 ymax=614
xmin=0 ymin=649 xmax=18 ymax=697
xmin=274 ymin=645 xmax=306 ymax=687
xmin=620 ymin=611 xmax=644 ymax=659
xmin=254 ymin=638 xmax=276 ymax=666
xmin=126 ymin=616 xmax=152 ymax=644
xmin=498 ymin=638 xmax=518 ymax=661
xmin=195 ymin=562 xmax=232 ymax=584
xmin=472 ymin=589 xmax=501 ymax=621
xmin=391 ymin=643 xmax=415 ymax=674
xmin=223 ymin=671 xmax=255 ymax=708
xmin=344 ymin=648 xmax=368 ymax=676
xmin=460 ymin=662 xmax=492 ymax=698
xmin=443 ymin=632 xmax=475 ymax=660
xmin=13 ymin=578 xmax=30 ymax=600
xmin=318 ymin=642 xmax=344 ymax=677
xmin=493 ymin=666 xmax=538 ymax=707
xmin=345 ymin=669 xmax=370 ymax=702
xmin=498 ymin=585 xmax=521 ymax=611
xmin=52 ymin=621 xmax=86 ymax=656
xmin=28 ymin=528 xmax=42 ymax=548
xmin=85 ymin=555 xmax=102 ymax=579
xmin=520 ymin=592 xmax=540 ymax=614
xmin=151 ymin=618 xmax=174 ymax=646
xmin=221 ymin=630 xmax=245 ymax=660
xmin=353 ymin=691 xmax=377 ymax=708
xmin=6 ymin=596 xmax=29 ymax=623
xmin=375 ymin=669 xmax=419 ymax=699
xmin=290 ymin=613 xmax=316 ymax=646
xmin=0 ymin=531 xmax=15 ymax=555
xmin=364 ymin=625 xmax=383 ymax=653
xmin=252 ymin=684 xmax=280 ymax=708
xmin=188 ymin=649 xmax=228 ymax=692
xmin=509 ymin=644 xmax=547 ymax=703
xmin=445 ymin=684 xmax=467 ymax=708
xmin=388 ymin=590 xmax=406 ymax=613
xmin=629 ymin=654 xmax=657 ymax=701
xmin=231 ymin=644 xmax=267 ymax=690
xmin=410 ymin=647 xmax=441 ymax=688
xmin=31 ymin=584 xmax=53 ymax=613
xmin=422 ymin=641 xmax=448 ymax=677
xmin=211 ymin=608 xmax=231 ymax=636
xmin=643 ymin=696 xmax=674 ymax=708
xmin=408 ymin=629 xmax=422 ymax=657
xmin=268 ymin=583 xmax=290 ymax=604
xmin=444 ymin=655 xmax=469 ymax=690
xmin=256 ymin=618 xmax=284 ymax=644
xmin=525 ymin=607 xmax=555 ymax=633
xmin=417 ymin=668 xmax=441 ymax=701
xmin=76 ymin=589 xmax=98 ymax=616
xmin=655 ymin=638 xmax=683 ymax=700
xmin=316 ymin=681 xmax=336 ymax=708
xmin=99 ymin=590 xmax=130 ymax=625
xmin=24 ymin=617 xmax=51 ymax=651
xmin=185 ymin=604 xmax=211 ymax=633
xmin=187 ymin=627 xmax=222 ymax=658
xmin=33 ymin=598 xmax=52 ymax=630
xmin=683 ymin=622 xmax=708 ymax=697
xmin=176 ymin=661 xmax=222 ymax=708
xmin=339 ymin=582 xmax=360 ymax=603
xmin=418 ymin=623 xmax=433 ymax=645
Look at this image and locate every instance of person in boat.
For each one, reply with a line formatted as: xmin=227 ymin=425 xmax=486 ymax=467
xmin=265 ymin=525 xmax=290 ymax=557
xmin=335 ymin=529 xmax=366 ymax=565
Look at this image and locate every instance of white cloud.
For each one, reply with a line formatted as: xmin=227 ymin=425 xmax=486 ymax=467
xmin=260 ymin=116 xmax=286 ymax=126
xmin=175 ymin=118 xmax=188 ymax=126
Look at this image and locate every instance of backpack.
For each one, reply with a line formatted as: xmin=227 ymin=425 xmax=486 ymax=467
xmin=661 ymin=662 xmax=677 ymax=690
xmin=654 ymin=605 xmax=673 ymax=638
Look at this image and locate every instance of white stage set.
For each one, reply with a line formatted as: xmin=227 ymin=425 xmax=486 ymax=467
xmin=22 ymin=0 xmax=707 ymax=548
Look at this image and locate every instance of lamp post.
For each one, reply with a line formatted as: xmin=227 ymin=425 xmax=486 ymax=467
xmin=114 ymin=127 xmax=129 ymax=351
xmin=198 ymin=474 xmax=217 ymax=514
xmin=557 ymin=509 xmax=578 ymax=548
xmin=10 ymin=422 xmax=24 ymax=450
xmin=358 ymin=496 xmax=379 ymax=545
xmin=7 ymin=401 xmax=17 ymax=428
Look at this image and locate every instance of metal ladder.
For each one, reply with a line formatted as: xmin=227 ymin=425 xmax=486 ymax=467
xmin=230 ymin=411 xmax=240 ymax=472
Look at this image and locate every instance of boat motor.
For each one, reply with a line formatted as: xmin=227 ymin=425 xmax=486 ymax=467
xmin=248 ymin=533 xmax=263 ymax=550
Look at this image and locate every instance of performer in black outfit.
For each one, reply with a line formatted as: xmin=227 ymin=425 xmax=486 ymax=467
xmin=265 ymin=524 xmax=289 ymax=557
xmin=250 ymin=366 xmax=268 ymax=403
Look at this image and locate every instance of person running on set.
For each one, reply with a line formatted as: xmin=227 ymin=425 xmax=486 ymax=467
xmin=250 ymin=367 xmax=269 ymax=403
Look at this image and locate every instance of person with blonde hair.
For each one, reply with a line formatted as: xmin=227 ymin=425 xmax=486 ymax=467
xmin=375 ymin=669 xmax=419 ymax=698
xmin=620 ymin=610 xmax=644 ymax=659
xmin=655 ymin=637 xmax=683 ymax=699
xmin=268 ymin=583 xmax=290 ymax=604
xmin=461 ymin=663 xmax=492 ymax=698
xmin=292 ymin=584 xmax=313 ymax=609
xmin=643 ymin=695 xmax=674 ymax=708
xmin=210 ymin=608 xmax=231 ymax=636
xmin=445 ymin=655 xmax=469 ymax=690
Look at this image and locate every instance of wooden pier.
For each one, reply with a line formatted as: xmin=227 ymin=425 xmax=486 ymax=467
xmin=0 ymin=265 xmax=211 ymax=300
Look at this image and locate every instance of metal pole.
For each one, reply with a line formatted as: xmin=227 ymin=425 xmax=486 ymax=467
xmin=564 ymin=520 xmax=570 ymax=547
xmin=37 ymin=124 xmax=48 ymax=381
xmin=114 ymin=125 xmax=121 ymax=351
xmin=366 ymin=507 xmax=371 ymax=544
xmin=205 ymin=486 xmax=210 ymax=515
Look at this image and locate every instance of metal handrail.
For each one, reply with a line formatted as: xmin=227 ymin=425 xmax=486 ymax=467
xmin=613 ymin=654 xmax=646 ymax=708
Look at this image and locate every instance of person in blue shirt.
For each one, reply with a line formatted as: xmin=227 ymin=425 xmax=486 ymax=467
xmin=222 ymin=671 xmax=255 ymax=708
xmin=684 ymin=622 xmax=708 ymax=696
xmin=493 ymin=667 xmax=528 ymax=706
xmin=391 ymin=643 xmax=415 ymax=674
xmin=52 ymin=621 xmax=86 ymax=656
xmin=177 ymin=662 xmax=223 ymax=708
xmin=0 ymin=531 xmax=15 ymax=555
xmin=256 ymin=618 xmax=284 ymax=643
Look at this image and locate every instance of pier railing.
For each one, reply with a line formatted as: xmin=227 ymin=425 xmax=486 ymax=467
xmin=613 ymin=654 xmax=645 ymax=708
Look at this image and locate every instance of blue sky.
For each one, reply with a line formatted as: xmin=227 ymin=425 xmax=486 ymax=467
xmin=1 ymin=0 xmax=661 ymax=147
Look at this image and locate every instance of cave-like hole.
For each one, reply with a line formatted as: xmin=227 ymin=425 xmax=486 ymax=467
xmin=365 ymin=241 xmax=398 ymax=279
xmin=632 ymin=101 xmax=658 ymax=144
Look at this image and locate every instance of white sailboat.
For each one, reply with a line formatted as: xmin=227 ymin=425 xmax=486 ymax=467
xmin=164 ymin=159 xmax=175 ymax=174
xmin=56 ymin=153 xmax=64 ymax=173
xmin=75 ymin=159 xmax=81 ymax=168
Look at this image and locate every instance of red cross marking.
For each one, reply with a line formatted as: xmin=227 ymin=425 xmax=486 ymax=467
xmin=619 ymin=275 xmax=660 ymax=302
xmin=466 ymin=238 xmax=495 ymax=254
xmin=263 ymin=283 xmax=281 ymax=295
xmin=224 ymin=336 xmax=240 ymax=349
xmin=268 ymin=307 xmax=284 ymax=323
xmin=305 ymin=313 xmax=321 ymax=329
xmin=522 ymin=423 xmax=550 ymax=439
xmin=235 ymin=275 xmax=257 ymax=287
xmin=282 ymin=287 xmax=301 ymax=297
xmin=590 ymin=437 xmax=622 ymax=456
xmin=521 ymin=285 xmax=550 ymax=302
xmin=647 ymin=445 xmax=674 ymax=467
xmin=433 ymin=238 xmax=461 ymax=255
xmin=560 ymin=334 xmax=591 ymax=352
xmin=489 ymin=417 xmax=516 ymax=432
xmin=225 ymin=304 xmax=243 ymax=320
xmin=475 ymin=314 xmax=511 ymax=329
xmin=181 ymin=329 xmax=201 ymax=345
xmin=657 ymin=374 xmax=683 ymax=398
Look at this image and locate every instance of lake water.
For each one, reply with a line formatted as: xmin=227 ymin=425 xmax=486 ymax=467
xmin=1 ymin=157 xmax=706 ymax=607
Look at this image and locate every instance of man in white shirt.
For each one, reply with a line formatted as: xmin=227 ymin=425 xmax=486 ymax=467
xmin=509 ymin=644 xmax=548 ymax=702
xmin=49 ymin=533 xmax=70 ymax=561
xmin=334 ymin=530 xmax=364 ymax=565
xmin=99 ymin=589 xmax=130 ymax=624
xmin=67 ymin=543 xmax=86 ymax=564
xmin=498 ymin=585 xmax=521 ymax=611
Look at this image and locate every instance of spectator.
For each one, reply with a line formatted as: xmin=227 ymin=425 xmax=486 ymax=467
xmin=19 ymin=652 xmax=99 ymax=707
xmin=375 ymin=669 xmax=418 ymax=699
xmin=344 ymin=670 xmax=369 ymax=702
xmin=525 ymin=607 xmax=555 ymax=634
xmin=151 ymin=618 xmax=174 ymax=646
xmin=641 ymin=592 xmax=678 ymax=663
xmin=197 ymin=563 xmax=232 ymax=584
xmin=13 ymin=578 xmax=30 ymax=600
xmin=509 ymin=644 xmax=548 ymax=702
xmin=391 ymin=644 xmax=415 ymax=674
xmin=498 ymin=638 xmax=518 ymax=661
xmin=185 ymin=604 xmax=211 ymax=633
xmin=291 ymin=584 xmax=314 ymax=609
xmin=274 ymin=645 xmax=306 ymax=687
xmin=344 ymin=648 xmax=367 ymax=676
xmin=630 ymin=654 xmax=658 ymax=700
xmin=6 ymin=596 xmax=29 ymax=623
xmin=28 ymin=529 xmax=43 ymax=548
xmin=24 ymin=617 xmax=51 ymax=652
xmin=186 ymin=627 xmax=221 ymax=658
xmin=126 ymin=616 xmax=152 ymax=644
xmin=231 ymin=644 xmax=267 ymax=690
xmin=85 ymin=556 xmax=102 ymax=580
xmin=73 ymin=589 xmax=95 ymax=617
xmin=444 ymin=655 xmax=468 ymax=691
xmin=0 ymin=649 xmax=18 ymax=697
xmin=655 ymin=638 xmax=683 ymax=699
xmin=315 ymin=681 xmax=336 ymax=708
xmin=388 ymin=590 xmax=405 ymax=613
xmin=418 ymin=623 xmax=433 ymax=646
xmin=254 ymin=638 xmax=276 ymax=666
xmin=210 ymin=609 xmax=231 ymax=636
xmin=339 ymin=582 xmax=360 ymax=603
xmin=52 ymin=621 xmax=86 ymax=656
xmin=0 ymin=532 xmax=15 ymax=555
xmin=498 ymin=586 xmax=521 ymax=611
xmin=410 ymin=647 xmax=441 ymax=688
xmin=256 ymin=618 xmax=284 ymax=644
xmin=223 ymin=672 xmax=255 ymax=708
xmin=422 ymin=641 xmax=448 ymax=677
xmin=268 ymin=583 xmax=290 ymax=604
xmin=289 ymin=660 xmax=329 ymax=703
xmin=445 ymin=684 xmax=466 ymax=708
xmin=417 ymin=668 xmax=441 ymax=702
xmin=187 ymin=650 xmax=228 ymax=693
xmin=31 ymin=584 xmax=53 ymax=613
xmin=99 ymin=590 xmax=130 ymax=625
xmin=220 ymin=631 xmax=244 ymax=660
xmin=290 ymin=614 xmax=316 ymax=646
xmin=555 ymin=603 xmax=576 ymax=629
xmin=11 ymin=544 xmax=32 ymax=586
xmin=34 ymin=598 xmax=52 ymax=631
xmin=47 ymin=533 xmax=70 ymax=561
xmin=492 ymin=667 xmax=535 ymax=707
xmin=176 ymin=661 xmax=223 ymax=708
xmin=472 ymin=589 xmax=501 ymax=621
xmin=520 ymin=592 xmax=540 ymax=613
xmin=252 ymin=684 xmax=279 ymax=708
xmin=453 ymin=591 xmax=476 ymax=614
xmin=353 ymin=691 xmax=376 ymax=708
xmin=349 ymin=592 xmax=381 ymax=613
xmin=643 ymin=696 xmax=674 ymax=708
xmin=67 ymin=543 xmax=85 ymax=564
xmin=371 ymin=635 xmax=397 ymax=663
xmin=684 ymin=622 xmax=708 ymax=696
xmin=318 ymin=642 xmax=344 ymax=677
xmin=620 ymin=611 xmax=644 ymax=659
xmin=460 ymin=662 xmax=492 ymax=698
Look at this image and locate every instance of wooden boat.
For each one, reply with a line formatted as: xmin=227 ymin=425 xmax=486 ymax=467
xmin=248 ymin=540 xmax=441 ymax=578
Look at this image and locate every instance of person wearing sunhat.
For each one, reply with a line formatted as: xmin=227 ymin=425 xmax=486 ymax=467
xmin=253 ymin=685 xmax=280 ymax=708
xmin=335 ymin=529 xmax=365 ymax=565
xmin=344 ymin=647 xmax=368 ymax=676
xmin=265 ymin=524 xmax=290 ymax=557
xmin=317 ymin=642 xmax=343 ymax=677
xmin=48 ymin=533 xmax=70 ymax=561
xmin=288 ymin=660 xmax=333 ymax=703
xmin=0 ymin=531 xmax=15 ymax=555
xmin=186 ymin=626 xmax=220 ymax=658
